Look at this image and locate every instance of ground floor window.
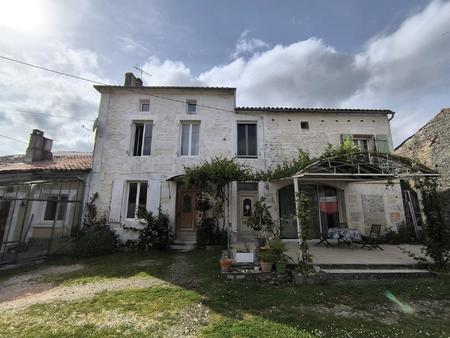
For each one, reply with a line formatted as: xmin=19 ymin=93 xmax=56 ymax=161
xmin=44 ymin=195 xmax=68 ymax=221
xmin=126 ymin=182 xmax=148 ymax=218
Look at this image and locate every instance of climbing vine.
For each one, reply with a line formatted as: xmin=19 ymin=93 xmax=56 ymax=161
xmin=183 ymin=141 xmax=447 ymax=270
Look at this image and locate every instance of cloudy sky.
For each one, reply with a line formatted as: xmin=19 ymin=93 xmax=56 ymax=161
xmin=0 ymin=0 xmax=449 ymax=156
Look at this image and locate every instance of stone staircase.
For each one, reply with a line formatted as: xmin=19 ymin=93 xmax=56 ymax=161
xmin=170 ymin=239 xmax=196 ymax=252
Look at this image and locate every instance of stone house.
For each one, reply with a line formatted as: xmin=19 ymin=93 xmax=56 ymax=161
xmin=0 ymin=130 xmax=91 ymax=264
xmin=395 ymin=108 xmax=450 ymax=225
xmin=88 ymin=73 xmax=408 ymax=244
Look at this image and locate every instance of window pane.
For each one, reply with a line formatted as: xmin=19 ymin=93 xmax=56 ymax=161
xmin=142 ymin=124 xmax=152 ymax=155
xmin=187 ymin=102 xmax=196 ymax=113
xmin=127 ymin=183 xmax=138 ymax=218
xmin=247 ymin=124 xmax=257 ymax=156
xmin=140 ymin=100 xmax=150 ymax=112
xmin=138 ymin=182 xmax=147 ymax=211
xmin=56 ymin=196 xmax=68 ymax=221
xmin=181 ymin=124 xmax=190 ymax=156
xmin=44 ymin=196 xmax=58 ymax=220
xmin=133 ymin=124 xmax=144 ymax=156
xmin=237 ymin=124 xmax=246 ymax=156
xmin=191 ymin=124 xmax=199 ymax=155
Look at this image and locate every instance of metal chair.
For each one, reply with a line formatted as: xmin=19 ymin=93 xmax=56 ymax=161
xmin=360 ymin=224 xmax=383 ymax=250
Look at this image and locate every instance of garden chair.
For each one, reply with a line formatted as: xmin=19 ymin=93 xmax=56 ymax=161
xmin=360 ymin=224 xmax=383 ymax=250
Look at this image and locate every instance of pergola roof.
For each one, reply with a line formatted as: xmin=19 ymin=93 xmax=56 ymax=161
xmin=292 ymin=153 xmax=439 ymax=181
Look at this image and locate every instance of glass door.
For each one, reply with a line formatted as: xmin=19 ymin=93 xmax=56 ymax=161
xmin=318 ymin=186 xmax=339 ymax=233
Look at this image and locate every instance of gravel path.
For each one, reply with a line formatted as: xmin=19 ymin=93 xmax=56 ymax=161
xmin=0 ymin=261 xmax=170 ymax=312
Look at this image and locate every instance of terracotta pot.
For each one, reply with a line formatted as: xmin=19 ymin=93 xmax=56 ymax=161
xmin=220 ymin=257 xmax=233 ymax=272
xmin=260 ymin=261 xmax=273 ymax=273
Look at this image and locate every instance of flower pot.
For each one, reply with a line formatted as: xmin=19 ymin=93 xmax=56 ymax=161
xmin=275 ymin=261 xmax=287 ymax=273
xmin=260 ymin=261 xmax=273 ymax=273
xmin=235 ymin=252 xmax=254 ymax=263
xmin=219 ymin=257 xmax=233 ymax=272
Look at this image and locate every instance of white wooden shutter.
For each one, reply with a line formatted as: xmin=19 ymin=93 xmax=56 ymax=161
xmin=109 ymin=179 xmax=124 ymax=222
xmin=375 ymin=134 xmax=389 ymax=153
xmin=146 ymin=180 xmax=161 ymax=214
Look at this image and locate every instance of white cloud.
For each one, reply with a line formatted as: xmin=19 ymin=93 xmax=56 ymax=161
xmin=146 ymin=1 xmax=450 ymax=145
xmin=231 ymin=30 xmax=269 ymax=59
xmin=140 ymin=56 xmax=201 ymax=86
xmin=0 ymin=43 xmax=109 ymax=155
xmin=116 ymin=35 xmax=150 ymax=55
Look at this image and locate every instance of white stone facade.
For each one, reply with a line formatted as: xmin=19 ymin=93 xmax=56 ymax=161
xmin=88 ymin=85 xmax=405 ymax=242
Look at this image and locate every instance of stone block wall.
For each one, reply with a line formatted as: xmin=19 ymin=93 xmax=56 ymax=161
xmin=395 ymin=108 xmax=450 ymax=224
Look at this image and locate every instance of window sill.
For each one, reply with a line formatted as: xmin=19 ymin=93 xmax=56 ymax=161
xmin=237 ymin=156 xmax=258 ymax=159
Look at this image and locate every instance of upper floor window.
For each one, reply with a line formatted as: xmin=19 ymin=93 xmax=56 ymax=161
xmin=133 ymin=122 xmax=152 ymax=156
xmin=44 ymin=195 xmax=68 ymax=221
xmin=126 ymin=182 xmax=147 ymax=218
xmin=300 ymin=121 xmax=309 ymax=130
xmin=139 ymin=99 xmax=150 ymax=112
xmin=186 ymin=100 xmax=197 ymax=114
xmin=237 ymin=123 xmax=257 ymax=158
xmin=180 ymin=122 xmax=200 ymax=156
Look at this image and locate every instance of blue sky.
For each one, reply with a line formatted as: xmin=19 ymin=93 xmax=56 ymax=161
xmin=0 ymin=0 xmax=449 ymax=155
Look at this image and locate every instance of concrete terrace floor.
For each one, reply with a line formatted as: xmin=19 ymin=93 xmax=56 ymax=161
xmin=235 ymin=240 xmax=426 ymax=266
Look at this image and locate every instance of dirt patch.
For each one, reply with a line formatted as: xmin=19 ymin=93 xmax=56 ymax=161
xmin=0 ymin=264 xmax=84 ymax=303
xmin=304 ymin=299 xmax=450 ymax=325
xmin=133 ymin=259 xmax=162 ymax=267
xmin=165 ymin=303 xmax=210 ymax=338
xmin=0 ymin=275 xmax=169 ymax=311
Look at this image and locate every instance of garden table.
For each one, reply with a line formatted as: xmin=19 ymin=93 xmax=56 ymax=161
xmin=327 ymin=227 xmax=362 ymax=246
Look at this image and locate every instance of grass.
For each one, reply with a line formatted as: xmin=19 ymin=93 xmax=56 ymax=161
xmin=0 ymin=249 xmax=449 ymax=337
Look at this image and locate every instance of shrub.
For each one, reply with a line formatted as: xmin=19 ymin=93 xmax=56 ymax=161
xmin=71 ymin=193 xmax=118 ymax=258
xmin=72 ymin=225 xmax=118 ymax=258
xmin=136 ymin=207 xmax=172 ymax=251
xmin=382 ymin=227 xmax=416 ymax=244
xmin=196 ymin=194 xmax=227 ymax=249
xmin=268 ymin=238 xmax=289 ymax=263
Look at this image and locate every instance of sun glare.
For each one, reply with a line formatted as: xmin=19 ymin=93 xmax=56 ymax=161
xmin=0 ymin=0 xmax=45 ymax=33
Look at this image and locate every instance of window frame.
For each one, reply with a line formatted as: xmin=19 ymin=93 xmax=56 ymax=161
xmin=237 ymin=122 xmax=258 ymax=158
xmin=186 ymin=99 xmax=197 ymax=114
xmin=132 ymin=122 xmax=153 ymax=156
xmin=139 ymin=99 xmax=150 ymax=112
xmin=43 ymin=195 xmax=68 ymax=221
xmin=300 ymin=121 xmax=309 ymax=130
xmin=180 ymin=121 xmax=200 ymax=156
xmin=125 ymin=181 xmax=148 ymax=219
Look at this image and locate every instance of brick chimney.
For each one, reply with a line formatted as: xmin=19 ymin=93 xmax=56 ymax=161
xmin=124 ymin=72 xmax=143 ymax=87
xmin=24 ymin=129 xmax=53 ymax=163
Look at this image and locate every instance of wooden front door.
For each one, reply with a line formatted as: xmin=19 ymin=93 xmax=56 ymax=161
xmin=176 ymin=186 xmax=197 ymax=233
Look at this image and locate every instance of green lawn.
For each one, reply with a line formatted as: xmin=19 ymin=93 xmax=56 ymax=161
xmin=0 ymin=249 xmax=449 ymax=337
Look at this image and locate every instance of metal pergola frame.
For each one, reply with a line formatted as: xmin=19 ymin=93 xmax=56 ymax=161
xmin=291 ymin=152 xmax=439 ymax=243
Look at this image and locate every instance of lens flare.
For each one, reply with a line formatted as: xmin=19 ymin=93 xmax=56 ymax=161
xmin=384 ymin=290 xmax=414 ymax=314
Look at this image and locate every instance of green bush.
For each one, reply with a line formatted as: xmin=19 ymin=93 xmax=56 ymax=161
xmin=72 ymin=225 xmax=118 ymax=258
xmin=136 ymin=207 xmax=172 ymax=251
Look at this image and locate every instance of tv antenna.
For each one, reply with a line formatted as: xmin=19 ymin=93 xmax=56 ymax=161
xmin=134 ymin=65 xmax=152 ymax=80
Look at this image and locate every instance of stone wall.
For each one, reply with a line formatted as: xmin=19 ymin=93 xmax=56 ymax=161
xmin=395 ymin=108 xmax=450 ymax=224
xmin=88 ymin=86 xmax=400 ymax=241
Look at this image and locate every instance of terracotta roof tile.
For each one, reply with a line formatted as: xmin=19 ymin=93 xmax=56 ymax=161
xmin=0 ymin=153 xmax=92 ymax=174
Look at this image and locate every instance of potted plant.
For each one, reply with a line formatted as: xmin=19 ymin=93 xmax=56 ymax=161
xmin=246 ymin=197 xmax=275 ymax=248
xmin=257 ymin=248 xmax=274 ymax=272
xmin=219 ymin=251 xmax=233 ymax=272
xmin=269 ymin=238 xmax=289 ymax=273
xmin=234 ymin=243 xmax=254 ymax=263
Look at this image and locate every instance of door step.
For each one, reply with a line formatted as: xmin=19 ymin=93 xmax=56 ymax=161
xmin=170 ymin=240 xmax=196 ymax=252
